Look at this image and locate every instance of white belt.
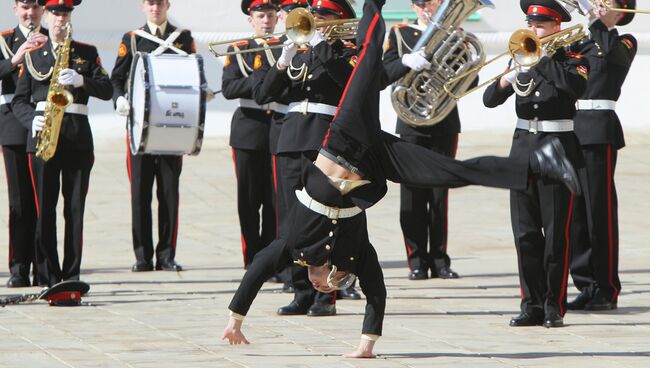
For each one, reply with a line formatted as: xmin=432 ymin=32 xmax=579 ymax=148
xmin=0 ymin=94 xmax=14 ymax=105
xmin=287 ymin=101 xmax=338 ymax=116
xmin=35 ymin=102 xmax=88 ymax=116
xmin=239 ymin=99 xmax=288 ymax=114
xmin=295 ymin=188 xmax=362 ymax=219
xmin=516 ymin=118 xmax=573 ymax=133
xmin=576 ymin=99 xmax=617 ymax=111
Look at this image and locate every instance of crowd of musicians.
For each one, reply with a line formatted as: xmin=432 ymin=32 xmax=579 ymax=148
xmin=0 ymin=0 xmax=638 ymax=358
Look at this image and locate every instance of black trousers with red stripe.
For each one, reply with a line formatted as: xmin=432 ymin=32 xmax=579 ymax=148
xmin=127 ymin=149 xmax=182 ymax=265
xmin=29 ymin=150 xmax=93 ymax=286
xmin=3 ymin=145 xmax=37 ymax=279
xmin=232 ymin=148 xmax=275 ymax=267
xmin=276 ymin=151 xmax=335 ymax=306
xmin=399 ymin=134 xmax=458 ymax=273
xmin=570 ymin=144 xmax=620 ymax=302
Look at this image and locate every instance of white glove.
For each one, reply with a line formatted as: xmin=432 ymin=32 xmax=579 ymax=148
xmin=309 ymin=31 xmax=326 ymax=48
xmin=401 ymin=50 xmax=431 ymax=72
xmin=277 ymin=40 xmax=297 ymax=68
xmin=116 ymin=96 xmax=130 ymax=117
xmin=32 ymin=115 xmax=45 ymax=138
xmin=502 ymin=67 xmax=519 ymax=85
xmin=58 ymin=68 xmax=84 ymax=88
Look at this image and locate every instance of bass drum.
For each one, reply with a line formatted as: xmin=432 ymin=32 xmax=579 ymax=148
xmin=128 ymin=52 xmax=206 ymax=155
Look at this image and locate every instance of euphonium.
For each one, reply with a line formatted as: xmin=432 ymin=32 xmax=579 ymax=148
xmin=390 ymin=0 xmax=495 ymax=127
xmin=36 ymin=23 xmax=73 ymax=162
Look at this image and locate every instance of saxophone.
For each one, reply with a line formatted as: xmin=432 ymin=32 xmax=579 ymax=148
xmin=390 ymin=0 xmax=494 ymax=127
xmin=35 ymin=23 xmax=74 ymax=161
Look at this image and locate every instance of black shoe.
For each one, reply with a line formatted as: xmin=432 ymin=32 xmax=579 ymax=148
xmin=433 ymin=266 xmax=459 ymax=279
xmin=543 ymin=313 xmax=564 ymax=328
xmin=156 ymin=260 xmax=183 ymax=271
xmin=338 ymin=286 xmax=361 ymax=300
xmin=567 ymin=289 xmax=592 ymax=310
xmin=277 ymin=301 xmax=310 ymax=315
xmin=307 ymin=303 xmax=336 ymax=317
xmin=584 ymin=295 xmax=617 ymax=311
xmin=532 ymin=138 xmax=581 ymax=195
xmin=131 ymin=261 xmax=154 ymax=272
xmin=408 ymin=269 xmax=428 ymax=280
xmin=6 ymin=274 xmax=30 ymax=288
xmin=509 ymin=313 xmax=544 ymax=327
xmin=282 ymin=282 xmax=294 ymax=293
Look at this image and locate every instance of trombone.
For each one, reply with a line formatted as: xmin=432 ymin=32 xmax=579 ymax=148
xmin=443 ymin=24 xmax=586 ymax=100
xmin=208 ymin=7 xmax=358 ymax=58
xmin=558 ymin=0 xmax=650 ymax=15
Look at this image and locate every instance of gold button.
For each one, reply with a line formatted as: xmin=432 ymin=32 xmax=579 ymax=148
xmin=329 ymin=231 xmax=334 ymax=237
xmin=307 ymin=74 xmax=313 ymax=79
xmin=266 ymin=110 xmax=272 ymax=115
xmin=300 ymin=252 xmax=304 ymax=256
xmin=332 ymin=220 xmax=337 ymax=225
xmin=350 ymin=257 xmax=354 ymax=261
xmin=534 ymin=91 xmax=541 ymax=97
xmin=325 ymin=245 xmax=331 ymax=250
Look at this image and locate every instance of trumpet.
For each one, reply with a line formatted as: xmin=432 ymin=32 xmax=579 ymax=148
xmin=208 ymin=8 xmax=358 ymax=58
xmin=443 ymin=24 xmax=586 ymax=100
xmin=558 ymin=0 xmax=650 ymax=15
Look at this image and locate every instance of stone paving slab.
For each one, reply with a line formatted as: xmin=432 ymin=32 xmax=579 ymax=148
xmin=0 ymin=131 xmax=648 ymax=367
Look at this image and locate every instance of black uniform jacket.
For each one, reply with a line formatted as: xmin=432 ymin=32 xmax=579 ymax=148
xmin=110 ymin=23 xmax=195 ymax=104
xmin=0 ymin=27 xmax=48 ymax=145
xmin=254 ymin=40 xmax=357 ymax=154
xmin=12 ymin=39 xmax=113 ymax=152
xmin=383 ymin=23 xmax=463 ymax=137
xmin=222 ymin=37 xmax=282 ymax=151
xmin=571 ymin=20 xmax=636 ymax=149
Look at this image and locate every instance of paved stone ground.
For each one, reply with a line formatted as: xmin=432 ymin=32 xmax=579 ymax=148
xmin=0 ymin=130 xmax=648 ymax=368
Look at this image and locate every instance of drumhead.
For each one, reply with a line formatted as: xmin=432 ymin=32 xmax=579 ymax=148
xmin=128 ymin=52 xmax=149 ymax=155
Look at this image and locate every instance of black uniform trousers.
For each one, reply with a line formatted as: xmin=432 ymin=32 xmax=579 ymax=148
xmin=570 ymin=144 xmax=620 ymax=302
xmin=509 ymin=130 xmax=579 ymax=318
xmin=2 ymin=145 xmax=37 ymax=279
xmin=399 ymin=134 xmax=458 ymax=273
xmin=126 ymin=144 xmax=182 ymax=265
xmin=29 ymin=150 xmax=94 ymax=286
xmin=276 ymin=151 xmax=335 ymax=306
xmin=232 ymin=147 xmax=275 ymax=266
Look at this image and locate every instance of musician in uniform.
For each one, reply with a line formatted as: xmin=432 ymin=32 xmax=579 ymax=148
xmin=567 ymin=0 xmax=636 ymax=311
xmin=483 ymin=0 xmax=588 ymax=328
xmin=383 ymin=0 xmax=463 ymax=281
xmin=223 ymin=0 xmax=581 ymax=357
xmin=11 ymin=0 xmax=113 ymax=287
xmin=0 ymin=0 xmax=48 ymax=287
xmin=221 ymin=0 xmax=280 ymax=270
xmin=110 ymin=0 xmax=195 ymax=272
xmin=254 ymin=0 xmax=361 ymax=315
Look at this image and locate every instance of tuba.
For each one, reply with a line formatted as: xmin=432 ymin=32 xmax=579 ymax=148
xmin=35 ymin=23 xmax=74 ymax=162
xmin=390 ymin=0 xmax=494 ymax=127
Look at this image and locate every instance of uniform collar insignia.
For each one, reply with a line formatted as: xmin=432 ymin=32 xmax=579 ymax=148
xmin=174 ymin=42 xmax=184 ymax=49
xmin=73 ymin=56 xmax=87 ymax=65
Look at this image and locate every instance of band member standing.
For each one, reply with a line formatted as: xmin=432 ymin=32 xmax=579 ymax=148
xmin=567 ymin=0 xmax=636 ymax=311
xmin=383 ymin=0 xmax=461 ymax=281
xmin=222 ymin=0 xmax=280 ymax=269
xmin=222 ymin=0 xmax=581 ymax=357
xmin=254 ymin=0 xmax=360 ymax=315
xmin=483 ymin=0 xmax=588 ymax=328
xmin=110 ymin=0 xmax=195 ymax=272
xmin=11 ymin=0 xmax=113 ymax=287
xmin=0 ymin=0 xmax=48 ymax=287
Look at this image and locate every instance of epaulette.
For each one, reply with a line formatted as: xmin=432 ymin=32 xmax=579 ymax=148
xmin=232 ymin=40 xmax=249 ymax=47
xmin=127 ymin=31 xmax=134 ymax=36
xmin=344 ymin=43 xmax=357 ymax=49
xmin=297 ymin=47 xmax=309 ymax=52
xmin=263 ymin=37 xmax=282 ymax=44
xmin=620 ymin=34 xmax=636 ymax=50
xmin=565 ymin=51 xmax=584 ymax=59
xmin=393 ymin=24 xmax=408 ymax=29
xmin=1 ymin=29 xmax=14 ymax=36
xmin=27 ymin=43 xmax=46 ymax=52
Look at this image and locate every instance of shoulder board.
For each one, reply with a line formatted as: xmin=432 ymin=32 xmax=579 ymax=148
xmin=232 ymin=40 xmax=249 ymax=47
xmin=297 ymin=47 xmax=309 ymax=52
xmin=344 ymin=44 xmax=357 ymax=49
xmin=393 ymin=24 xmax=408 ymax=29
xmin=27 ymin=43 xmax=46 ymax=52
xmin=127 ymin=31 xmax=134 ymax=36
xmin=565 ymin=51 xmax=584 ymax=59
xmin=263 ymin=37 xmax=282 ymax=44
xmin=1 ymin=29 xmax=15 ymax=36
xmin=620 ymin=35 xmax=636 ymax=50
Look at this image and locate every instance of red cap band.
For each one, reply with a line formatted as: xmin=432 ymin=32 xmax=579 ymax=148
xmin=47 ymin=291 xmax=81 ymax=304
xmin=281 ymin=0 xmax=308 ymax=6
xmin=44 ymin=0 xmax=74 ymax=8
xmin=311 ymin=0 xmax=349 ymax=18
xmin=527 ymin=5 xmax=562 ymax=23
xmin=248 ymin=0 xmax=275 ymax=12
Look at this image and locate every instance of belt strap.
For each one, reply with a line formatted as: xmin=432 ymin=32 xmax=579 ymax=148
xmin=239 ymin=99 xmax=288 ymax=114
xmin=35 ymin=102 xmax=88 ymax=116
xmin=295 ymin=188 xmax=362 ymax=219
xmin=516 ymin=118 xmax=573 ymax=133
xmin=576 ymin=99 xmax=617 ymax=111
xmin=0 ymin=94 xmax=14 ymax=105
xmin=287 ymin=101 xmax=338 ymax=116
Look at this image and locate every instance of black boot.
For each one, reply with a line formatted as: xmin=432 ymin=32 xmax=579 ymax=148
xmin=531 ymin=138 xmax=581 ymax=195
